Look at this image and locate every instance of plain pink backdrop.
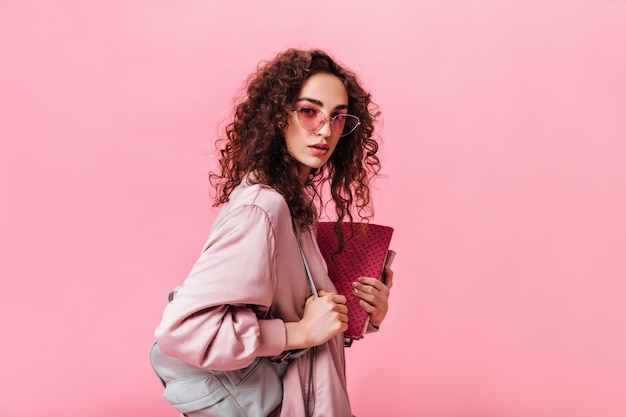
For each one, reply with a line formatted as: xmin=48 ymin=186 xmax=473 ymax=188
xmin=1 ymin=1 xmax=625 ymax=416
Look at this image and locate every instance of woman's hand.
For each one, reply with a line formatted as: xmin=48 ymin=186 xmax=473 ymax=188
xmin=352 ymin=264 xmax=394 ymax=328
xmin=285 ymin=290 xmax=348 ymax=349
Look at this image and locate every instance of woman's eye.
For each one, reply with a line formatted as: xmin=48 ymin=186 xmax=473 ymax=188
xmin=299 ymin=107 xmax=317 ymax=117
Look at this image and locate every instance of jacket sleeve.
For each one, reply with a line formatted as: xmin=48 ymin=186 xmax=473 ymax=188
xmin=154 ymin=204 xmax=287 ymax=370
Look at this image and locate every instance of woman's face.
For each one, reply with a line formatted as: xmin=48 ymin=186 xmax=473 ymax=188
xmin=284 ymin=72 xmax=349 ymax=182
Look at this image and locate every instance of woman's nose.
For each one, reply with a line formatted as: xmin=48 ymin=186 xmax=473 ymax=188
xmin=316 ymin=117 xmax=333 ymax=136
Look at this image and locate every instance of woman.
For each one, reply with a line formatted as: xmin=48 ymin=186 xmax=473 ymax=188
xmin=154 ymin=48 xmax=393 ymax=417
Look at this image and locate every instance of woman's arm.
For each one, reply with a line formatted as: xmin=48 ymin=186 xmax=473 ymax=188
xmin=154 ymin=205 xmax=286 ymax=370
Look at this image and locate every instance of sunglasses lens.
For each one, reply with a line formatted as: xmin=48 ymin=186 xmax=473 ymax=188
xmin=332 ymin=115 xmax=348 ymax=135
xmin=336 ymin=115 xmax=360 ymax=137
xmin=296 ymin=108 xmax=323 ymax=131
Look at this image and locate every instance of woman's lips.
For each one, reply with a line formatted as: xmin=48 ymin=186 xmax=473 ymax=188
xmin=309 ymin=143 xmax=329 ymax=156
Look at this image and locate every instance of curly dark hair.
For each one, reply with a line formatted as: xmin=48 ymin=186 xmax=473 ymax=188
xmin=209 ymin=48 xmax=382 ymax=250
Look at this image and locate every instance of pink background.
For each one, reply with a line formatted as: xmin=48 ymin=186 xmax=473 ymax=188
xmin=1 ymin=1 xmax=625 ymax=416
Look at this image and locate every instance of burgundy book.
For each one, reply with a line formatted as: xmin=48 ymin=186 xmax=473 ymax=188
xmin=316 ymin=222 xmax=395 ymax=342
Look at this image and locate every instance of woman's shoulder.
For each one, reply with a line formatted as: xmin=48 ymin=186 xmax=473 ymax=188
xmin=227 ymin=180 xmax=291 ymax=222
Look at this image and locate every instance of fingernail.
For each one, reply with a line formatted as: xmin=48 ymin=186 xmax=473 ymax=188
xmin=352 ymin=281 xmax=358 ymax=287
xmin=353 ymin=287 xmax=358 ymax=294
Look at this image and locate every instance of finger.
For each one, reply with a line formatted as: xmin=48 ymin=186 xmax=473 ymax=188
xmin=335 ymin=304 xmax=349 ymax=314
xmin=333 ymin=294 xmax=347 ymax=304
xmin=357 ymin=276 xmax=381 ymax=289
xmin=358 ymin=299 xmax=376 ymax=313
xmin=332 ymin=302 xmax=349 ymax=320
xmin=354 ymin=279 xmax=388 ymax=297
xmin=352 ymin=286 xmax=381 ymax=307
xmin=320 ymin=290 xmax=345 ymax=303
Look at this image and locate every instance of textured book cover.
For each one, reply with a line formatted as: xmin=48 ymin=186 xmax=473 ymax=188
xmin=316 ymin=222 xmax=395 ymax=341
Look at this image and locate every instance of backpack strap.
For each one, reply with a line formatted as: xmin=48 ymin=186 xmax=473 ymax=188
xmin=292 ymin=219 xmax=318 ymax=297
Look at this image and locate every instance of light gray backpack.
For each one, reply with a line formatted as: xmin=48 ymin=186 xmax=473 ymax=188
xmin=150 ymin=339 xmax=305 ymax=417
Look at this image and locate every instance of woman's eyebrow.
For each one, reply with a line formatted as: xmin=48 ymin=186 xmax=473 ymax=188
xmin=297 ymin=97 xmax=349 ymax=110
